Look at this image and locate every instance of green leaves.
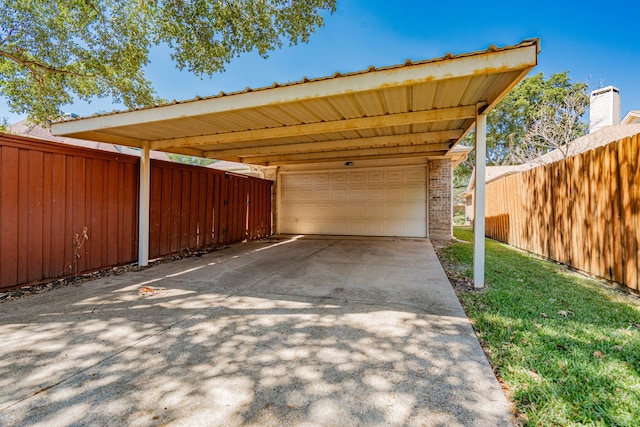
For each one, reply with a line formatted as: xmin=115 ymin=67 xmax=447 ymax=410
xmin=455 ymin=72 xmax=589 ymax=186
xmin=0 ymin=0 xmax=336 ymax=124
xmin=485 ymin=71 xmax=589 ymax=166
xmin=156 ymin=0 xmax=335 ymax=75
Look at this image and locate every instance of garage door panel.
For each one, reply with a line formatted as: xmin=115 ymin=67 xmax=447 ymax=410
xmin=367 ymin=188 xmax=385 ymax=200
xmin=405 ymin=186 xmax=426 ymax=200
xmin=313 ymin=174 xmax=329 ymax=186
xmin=349 ymin=171 xmax=366 ymax=184
xmin=315 ymin=189 xmax=330 ymax=201
xmin=367 ymin=204 xmax=386 ymax=219
xmin=300 ymin=174 xmax=316 ymax=186
xmin=332 ymin=189 xmax=347 ymax=201
xmin=344 ymin=205 xmax=368 ymax=218
xmin=331 ymin=172 xmax=347 ymax=185
xmin=406 ymin=169 xmax=425 ymax=182
xmin=386 ymin=187 xmax=406 ymax=201
xmin=367 ymin=171 xmax=385 ymax=183
xmin=366 ymin=221 xmax=385 ymax=236
xmin=348 ymin=188 xmax=367 ymax=200
xmin=281 ymin=166 xmax=427 ymax=237
xmin=387 ymin=170 xmax=406 ymax=183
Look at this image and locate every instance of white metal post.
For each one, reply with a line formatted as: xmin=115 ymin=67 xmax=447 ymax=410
xmin=138 ymin=142 xmax=151 ymax=267
xmin=474 ymin=109 xmax=487 ymax=289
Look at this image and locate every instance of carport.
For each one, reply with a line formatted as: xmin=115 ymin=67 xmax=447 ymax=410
xmin=52 ymin=39 xmax=540 ymax=288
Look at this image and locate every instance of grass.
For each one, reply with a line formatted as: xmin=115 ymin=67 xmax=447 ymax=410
xmin=438 ymin=227 xmax=640 ymax=426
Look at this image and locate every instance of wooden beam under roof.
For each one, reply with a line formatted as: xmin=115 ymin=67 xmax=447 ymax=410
xmin=149 ymin=106 xmax=477 ymax=151
xmin=244 ymin=143 xmax=452 ymax=165
xmin=203 ymin=130 xmax=464 ymax=159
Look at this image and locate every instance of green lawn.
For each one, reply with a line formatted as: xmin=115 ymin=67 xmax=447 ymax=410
xmin=437 ymin=227 xmax=640 ymax=426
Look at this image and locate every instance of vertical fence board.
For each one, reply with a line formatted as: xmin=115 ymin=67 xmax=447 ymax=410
xmin=603 ymin=146 xmax=614 ymax=280
xmin=573 ymin=153 xmax=587 ymax=272
xmin=220 ymin=175 xmax=229 ymax=244
xmin=50 ymin=153 xmax=67 ymax=277
xmin=106 ymin=161 xmax=118 ymax=266
xmin=627 ymin=135 xmax=640 ymax=291
xmin=117 ymin=163 xmax=127 ymax=262
xmin=609 ymin=143 xmax=623 ymax=284
xmin=160 ymin=167 xmax=173 ymax=255
xmin=41 ymin=153 xmax=53 ymax=278
xmin=180 ymin=171 xmax=191 ymax=250
xmin=92 ymin=159 xmax=105 ymax=269
xmin=205 ymin=174 xmax=215 ymax=246
xmin=27 ymin=151 xmax=45 ymax=282
xmin=125 ymin=162 xmax=138 ymax=263
xmin=17 ymin=150 xmax=30 ymax=284
xmin=0 ymin=146 xmax=19 ymax=288
xmin=149 ymin=163 xmax=162 ymax=259
xmin=188 ymin=172 xmax=199 ymax=249
xmin=212 ymin=174 xmax=221 ymax=245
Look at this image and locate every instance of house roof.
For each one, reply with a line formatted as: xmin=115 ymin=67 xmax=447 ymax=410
xmin=51 ymin=39 xmax=540 ymax=167
xmin=622 ymin=110 xmax=640 ymax=125
xmin=530 ymin=123 xmax=640 ymax=166
xmin=7 ymin=119 xmax=171 ymax=161
xmin=463 ymin=164 xmax=527 ymax=195
xmin=207 ymin=160 xmax=263 ymax=178
xmin=464 ymin=123 xmax=640 ymax=194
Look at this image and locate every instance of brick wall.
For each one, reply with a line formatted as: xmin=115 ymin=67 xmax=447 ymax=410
xmin=428 ymin=159 xmax=452 ymax=239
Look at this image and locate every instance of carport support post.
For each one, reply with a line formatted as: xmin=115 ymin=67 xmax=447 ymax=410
xmin=473 ymin=109 xmax=486 ymax=289
xmin=138 ymin=142 xmax=151 ymax=267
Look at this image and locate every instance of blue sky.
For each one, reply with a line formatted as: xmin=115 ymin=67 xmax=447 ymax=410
xmin=3 ymin=0 xmax=639 ymax=123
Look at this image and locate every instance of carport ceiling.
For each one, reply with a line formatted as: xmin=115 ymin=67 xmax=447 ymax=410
xmin=52 ymin=39 xmax=540 ymax=166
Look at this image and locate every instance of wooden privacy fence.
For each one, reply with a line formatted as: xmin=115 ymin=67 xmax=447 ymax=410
xmin=484 ymin=131 xmax=640 ymax=294
xmin=0 ymin=134 xmax=272 ymax=291
xmin=149 ymin=160 xmax=272 ymax=259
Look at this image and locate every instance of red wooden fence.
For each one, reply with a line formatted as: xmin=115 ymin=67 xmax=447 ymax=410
xmin=484 ymin=131 xmax=640 ymax=294
xmin=0 ymin=134 xmax=272 ymax=291
xmin=149 ymin=160 xmax=272 ymax=259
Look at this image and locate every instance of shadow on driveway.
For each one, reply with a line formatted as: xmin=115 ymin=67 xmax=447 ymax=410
xmin=0 ymin=236 xmax=513 ymax=426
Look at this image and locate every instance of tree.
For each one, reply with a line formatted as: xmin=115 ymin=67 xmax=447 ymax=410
xmin=455 ymin=72 xmax=589 ymax=184
xmin=0 ymin=116 xmax=8 ymax=132
xmin=1 ymin=0 xmax=336 ymax=124
xmin=166 ymin=153 xmax=215 ymax=167
xmin=516 ymin=86 xmax=588 ymax=162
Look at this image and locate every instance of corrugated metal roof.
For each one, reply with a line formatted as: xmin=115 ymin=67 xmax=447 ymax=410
xmin=52 ymin=39 xmax=540 ymax=166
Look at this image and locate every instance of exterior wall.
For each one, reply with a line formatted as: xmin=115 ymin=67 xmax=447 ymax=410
xmin=428 ymin=158 xmax=453 ymax=239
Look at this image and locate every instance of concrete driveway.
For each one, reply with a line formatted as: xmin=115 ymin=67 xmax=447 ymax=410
xmin=0 ymin=236 xmax=513 ymax=426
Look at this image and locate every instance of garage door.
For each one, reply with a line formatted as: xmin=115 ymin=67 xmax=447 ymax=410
xmin=280 ymin=166 xmax=427 ymax=237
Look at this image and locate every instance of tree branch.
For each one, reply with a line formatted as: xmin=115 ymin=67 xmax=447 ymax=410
xmin=0 ymin=28 xmax=18 ymax=46
xmin=0 ymin=49 xmax=95 ymax=81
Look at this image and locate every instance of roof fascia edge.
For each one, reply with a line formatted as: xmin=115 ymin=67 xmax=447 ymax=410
xmin=52 ymin=43 xmax=539 ymax=137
